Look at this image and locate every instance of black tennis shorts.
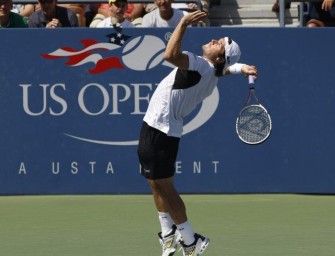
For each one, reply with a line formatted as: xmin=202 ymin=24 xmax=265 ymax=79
xmin=137 ymin=122 xmax=180 ymax=180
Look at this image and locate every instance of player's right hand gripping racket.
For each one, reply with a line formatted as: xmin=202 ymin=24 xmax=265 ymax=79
xmin=236 ymin=75 xmax=272 ymax=145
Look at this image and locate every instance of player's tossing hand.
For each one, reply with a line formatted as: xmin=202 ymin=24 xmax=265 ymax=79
xmin=181 ymin=10 xmax=208 ymax=26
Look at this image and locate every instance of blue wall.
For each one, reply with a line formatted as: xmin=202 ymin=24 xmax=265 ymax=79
xmin=1 ymin=28 xmax=334 ymax=194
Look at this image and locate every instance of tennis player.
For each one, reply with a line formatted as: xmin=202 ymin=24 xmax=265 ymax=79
xmin=137 ymin=10 xmax=257 ymax=256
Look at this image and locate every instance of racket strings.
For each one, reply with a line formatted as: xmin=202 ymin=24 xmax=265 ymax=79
xmin=236 ymin=105 xmax=271 ymax=144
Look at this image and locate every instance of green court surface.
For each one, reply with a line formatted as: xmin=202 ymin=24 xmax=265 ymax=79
xmin=0 ymin=194 xmax=334 ymax=256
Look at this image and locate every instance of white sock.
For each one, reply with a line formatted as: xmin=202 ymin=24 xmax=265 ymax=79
xmin=177 ymin=220 xmax=195 ymax=245
xmin=158 ymin=212 xmax=174 ymax=237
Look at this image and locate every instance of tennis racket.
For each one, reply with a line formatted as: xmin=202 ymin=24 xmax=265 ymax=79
xmin=236 ymin=75 xmax=272 ymax=145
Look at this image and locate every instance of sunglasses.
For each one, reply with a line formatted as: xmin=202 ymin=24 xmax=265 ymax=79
xmin=39 ymin=0 xmax=54 ymax=4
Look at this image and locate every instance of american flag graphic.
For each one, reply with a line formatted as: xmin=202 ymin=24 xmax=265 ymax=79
xmin=41 ymin=23 xmax=131 ymax=74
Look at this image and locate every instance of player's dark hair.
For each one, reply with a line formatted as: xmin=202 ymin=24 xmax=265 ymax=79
xmin=214 ymin=53 xmax=226 ymax=77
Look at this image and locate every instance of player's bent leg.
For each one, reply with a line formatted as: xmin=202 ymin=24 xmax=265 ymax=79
xmin=147 ymin=178 xmax=187 ymax=224
xmin=148 ymin=178 xmax=187 ymax=256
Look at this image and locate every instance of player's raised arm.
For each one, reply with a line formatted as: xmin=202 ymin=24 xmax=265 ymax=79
xmin=164 ymin=10 xmax=208 ymax=70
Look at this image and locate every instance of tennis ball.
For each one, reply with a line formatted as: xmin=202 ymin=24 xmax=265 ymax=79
xmin=122 ymin=35 xmax=166 ymax=71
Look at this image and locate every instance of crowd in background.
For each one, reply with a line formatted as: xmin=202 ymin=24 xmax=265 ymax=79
xmin=0 ymin=0 xmax=209 ymax=28
xmin=1 ymin=0 xmax=335 ymax=28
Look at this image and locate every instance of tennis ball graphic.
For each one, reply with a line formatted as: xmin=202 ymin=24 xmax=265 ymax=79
xmin=122 ymin=35 xmax=166 ymax=71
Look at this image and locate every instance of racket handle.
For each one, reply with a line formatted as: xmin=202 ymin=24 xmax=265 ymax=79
xmin=248 ymin=75 xmax=255 ymax=85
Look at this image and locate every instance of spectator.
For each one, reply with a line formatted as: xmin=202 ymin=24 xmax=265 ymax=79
xmin=272 ymin=0 xmax=291 ymax=13
xmin=85 ymin=3 xmax=99 ymax=27
xmin=28 ymin=0 xmax=78 ymax=28
xmin=125 ymin=3 xmax=144 ymax=26
xmin=198 ymin=0 xmax=210 ymax=26
xmin=0 ymin=0 xmax=28 ymax=28
xmin=143 ymin=3 xmax=157 ymax=14
xmin=89 ymin=3 xmax=109 ymax=27
xmin=306 ymin=0 xmax=335 ymax=27
xmin=58 ymin=3 xmax=87 ymax=27
xmin=90 ymin=0 xmax=142 ymax=27
xmin=96 ymin=0 xmax=135 ymax=28
xmin=12 ymin=4 xmax=35 ymax=19
xmin=172 ymin=0 xmax=209 ymax=26
xmin=141 ymin=0 xmax=191 ymax=27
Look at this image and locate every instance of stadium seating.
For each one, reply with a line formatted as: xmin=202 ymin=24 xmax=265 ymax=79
xmin=209 ymin=0 xmax=301 ymax=27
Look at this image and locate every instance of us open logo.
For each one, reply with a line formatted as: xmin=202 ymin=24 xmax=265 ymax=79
xmin=37 ymin=26 xmax=219 ymax=146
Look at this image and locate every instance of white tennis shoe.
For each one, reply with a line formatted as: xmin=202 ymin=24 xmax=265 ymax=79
xmin=158 ymin=225 xmax=182 ymax=256
xmin=180 ymin=233 xmax=210 ymax=256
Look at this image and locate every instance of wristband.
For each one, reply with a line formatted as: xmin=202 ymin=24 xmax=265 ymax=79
xmin=229 ymin=63 xmax=244 ymax=74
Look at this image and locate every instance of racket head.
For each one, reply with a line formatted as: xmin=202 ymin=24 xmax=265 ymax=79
xmin=236 ymin=104 xmax=272 ymax=145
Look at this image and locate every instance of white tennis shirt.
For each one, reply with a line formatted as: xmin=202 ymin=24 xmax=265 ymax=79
xmin=143 ymin=51 xmax=218 ymax=138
